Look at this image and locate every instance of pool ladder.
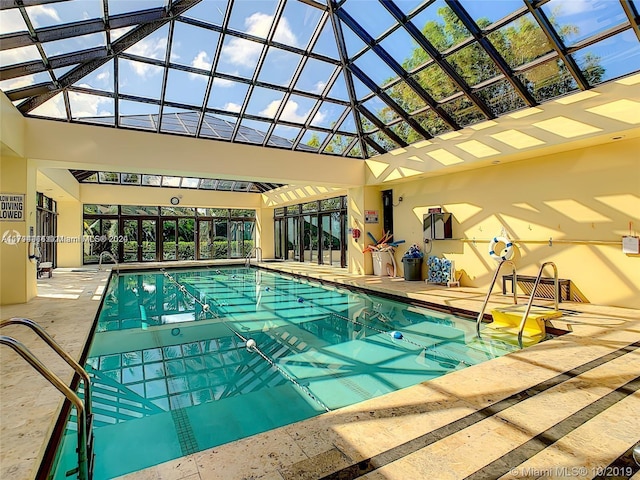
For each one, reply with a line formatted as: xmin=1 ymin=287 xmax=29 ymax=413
xmin=245 ymin=246 xmax=262 ymax=267
xmin=0 ymin=318 xmax=94 ymax=480
xmin=476 ymin=260 xmax=560 ymax=348
xmin=98 ymin=250 xmax=119 ymax=275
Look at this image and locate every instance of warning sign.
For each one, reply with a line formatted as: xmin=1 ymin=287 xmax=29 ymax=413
xmin=0 ymin=193 xmax=25 ymax=221
xmin=365 ymin=210 xmax=379 ymax=224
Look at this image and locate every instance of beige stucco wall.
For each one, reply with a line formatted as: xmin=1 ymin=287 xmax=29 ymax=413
xmin=386 ymin=137 xmax=640 ymax=309
xmin=0 ymin=155 xmax=37 ymax=304
xmin=2 ymin=91 xmax=639 ymax=308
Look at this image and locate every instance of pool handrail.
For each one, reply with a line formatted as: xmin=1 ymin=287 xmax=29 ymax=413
xmin=475 ymin=260 xmax=518 ymax=337
xmin=98 ymin=250 xmax=119 ymax=275
xmin=245 ymin=246 xmax=262 ymax=266
xmin=0 ymin=324 xmax=94 ymax=480
xmin=516 ymin=261 xmax=559 ymax=348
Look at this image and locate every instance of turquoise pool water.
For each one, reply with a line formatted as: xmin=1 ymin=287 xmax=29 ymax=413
xmin=53 ymin=266 xmax=520 ymax=479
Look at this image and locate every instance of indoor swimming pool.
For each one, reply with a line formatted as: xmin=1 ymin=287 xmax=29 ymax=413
xmin=52 ymin=266 xmax=523 ymax=479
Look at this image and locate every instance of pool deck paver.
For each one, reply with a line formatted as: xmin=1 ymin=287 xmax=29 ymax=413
xmin=1 ymin=261 xmax=639 ymax=480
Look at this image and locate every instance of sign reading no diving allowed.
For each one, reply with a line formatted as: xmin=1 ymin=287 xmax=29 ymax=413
xmin=0 ymin=193 xmax=25 ymax=221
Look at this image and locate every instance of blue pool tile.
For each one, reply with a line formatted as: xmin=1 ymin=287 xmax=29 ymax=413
xmin=145 ymin=379 xmax=168 ymax=398
xmin=122 ymin=365 xmax=144 ymax=384
xmin=163 ymin=345 xmax=183 ymax=359
xmin=100 ymin=354 xmax=121 ymax=370
xmin=144 ymin=362 xmax=165 ymax=380
xmin=165 ymin=359 xmax=186 ymax=376
xmin=167 ymin=376 xmax=189 ymax=394
xmin=142 ymin=348 xmax=163 ymax=362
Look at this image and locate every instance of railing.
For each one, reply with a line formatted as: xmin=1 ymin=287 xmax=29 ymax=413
xmin=475 ymin=260 xmax=518 ymax=337
xmin=517 ymin=261 xmax=558 ymax=348
xmin=98 ymin=251 xmax=119 ymax=275
xmin=0 ymin=318 xmax=94 ymax=480
xmin=245 ymin=246 xmax=262 ymax=267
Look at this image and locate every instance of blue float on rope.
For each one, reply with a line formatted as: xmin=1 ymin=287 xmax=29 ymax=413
xmin=297 ymin=297 xmax=304 ymax=303
xmin=391 ymin=330 xmax=403 ymax=339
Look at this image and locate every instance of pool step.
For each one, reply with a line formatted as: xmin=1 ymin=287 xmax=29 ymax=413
xmin=489 ymin=305 xmax=561 ymax=337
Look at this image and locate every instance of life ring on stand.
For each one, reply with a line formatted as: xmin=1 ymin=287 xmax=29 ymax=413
xmin=488 ymin=236 xmax=514 ymax=261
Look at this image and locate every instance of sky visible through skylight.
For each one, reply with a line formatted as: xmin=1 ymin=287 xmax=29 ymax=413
xmin=1 ymin=0 xmax=638 ymax=158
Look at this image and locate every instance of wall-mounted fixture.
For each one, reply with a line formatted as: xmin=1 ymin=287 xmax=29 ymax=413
xmin=170 ymin=196 xmax=180 ymax=205
xmin=423 ymin=212 xmax=453 ymax=240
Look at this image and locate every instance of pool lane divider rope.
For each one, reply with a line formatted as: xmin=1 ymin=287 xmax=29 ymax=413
xmin=160 ymin=269 xmax=331 ymax=413
xmin=262 ymin=284 xmax=474 ymax=368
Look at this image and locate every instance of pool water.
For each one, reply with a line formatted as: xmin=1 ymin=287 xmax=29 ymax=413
xmin=52 ymin=266 xmax=521 ymax=479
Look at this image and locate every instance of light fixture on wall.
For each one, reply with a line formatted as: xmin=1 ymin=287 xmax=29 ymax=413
xmin=170 ymin=196 xmax=180 ymax=205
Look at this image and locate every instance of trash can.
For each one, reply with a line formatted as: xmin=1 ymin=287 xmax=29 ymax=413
xmin=402 ymin=257 xmax=423 ymax=281
xmin=372 ymin=251 xmax=394 ymax=276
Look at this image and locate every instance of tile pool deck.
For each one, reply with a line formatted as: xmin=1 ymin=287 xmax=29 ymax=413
xmin=1 ymin=261 xmax=639 ymax=480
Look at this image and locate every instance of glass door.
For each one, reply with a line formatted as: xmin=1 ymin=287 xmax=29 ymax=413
xmin=230 ymin=221 xmax=242 ymax=258
xmin=162 ymin=220 xmax=177 ymax=260
xmin=122 ymin=219 xmax=138 ymax=262
xmin=177 ymin=218 xmax=195 ymax=260
xmin=121 ymin=218 xmax=157 ymax=262
xmin=198 ymin=220 xmax=212 ymax=259
xmin=213 ymin=219 xmax=227 ymax=259
xmin=141 ymin=219 xmax=157 ymax=261
xmin=320 ymin=212 xmax=343 ymax=266
xmin=287 ymin=217 xmax=299 ymax=261
xmin=302 ymin=215 xmax=318 ymax=262
xmin=274 ymin=218 xmax=284 ymax=259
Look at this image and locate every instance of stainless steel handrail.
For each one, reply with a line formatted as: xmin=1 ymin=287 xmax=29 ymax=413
xmin=475 ymin=260 xmax=517 ymax=337
xmin=1 ymin=335 xmax=92 ymax=480
xmin=0 ymin=317 xmax=93 ymax=419
xmin=98 ymin=251 xmax=119 ymax=275
xmin=245 ymin=246 xmax=262 ymax=266
xmin=517 ymin=261 xmax=558 ymax=349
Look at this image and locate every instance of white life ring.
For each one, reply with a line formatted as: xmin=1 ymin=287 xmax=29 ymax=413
xmin=489 ymin=236 xmax=514 ymax=261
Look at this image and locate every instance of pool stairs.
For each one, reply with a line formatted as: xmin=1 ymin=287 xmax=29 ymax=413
xmin=476 ymin=261 xmax=563 ymax=348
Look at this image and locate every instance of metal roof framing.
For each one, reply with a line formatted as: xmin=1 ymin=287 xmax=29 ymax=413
xmin=0 ymin=0 xmax=638 ymax=161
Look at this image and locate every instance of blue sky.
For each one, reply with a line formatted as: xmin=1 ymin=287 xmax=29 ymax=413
xmin=0 ymin=0 xmax=638 ymax=139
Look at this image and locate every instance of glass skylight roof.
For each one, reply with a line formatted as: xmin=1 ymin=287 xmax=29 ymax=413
xmin=1 ymin=0 xmax=639 ymax=159
xmin=70 ymin=170 xmax=283 ymax=193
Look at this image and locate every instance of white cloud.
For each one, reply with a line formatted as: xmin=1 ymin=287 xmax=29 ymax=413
xmin=224 ymin=102 xmax=242 ymax=112
xmin=96 ymin=71 xmax=110 ymax=82
xmin=192 ymin=51 xmax=211 ymax=72
xmin=0 ymin=75 xmax=36 ymax=91
xmin=260 ymin=99 xmax=316 ymax=123
xmin=221 ymin=37 xmax=262 ymax=68
xmin=0 ymin=9 xmax=26 ymax=34
xmin=27 ymin=5 xmax=61 ymax=27
xmin=0 ymin=45 xmax=41 ymax=66
xmin=127 ymin=37 xmax=167 ymax=76
xmin=30 ymin=88 xmax=112 ymax=119
xmin=311 ymin=109 xmax=327 ymax=126
xmin=312 ymin=80 xmax=326 ymax=94
xmin=259 ymin=99 xmax=281 ymax=118
xmin=69 ymin=88 xmax=112 ymax=117
xmin=220 ymin=12 xmax=299 ymax=68
xmin=273 ymin=16 xmax=298 ymax=46
xmin=214 ymin=77 xmax=238 ymax=88
xmin=556 ymin=0 xmax=592 ymax=15
xmin=30 ymin=93 xmax=66 ymax=118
